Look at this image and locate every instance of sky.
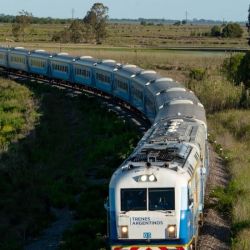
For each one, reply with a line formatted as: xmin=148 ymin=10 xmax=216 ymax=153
xmin=1 ymin=0 xmax=249 ymax=21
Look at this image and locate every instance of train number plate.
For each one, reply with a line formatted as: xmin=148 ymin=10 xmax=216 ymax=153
xmin=143 ymin=232 xmax=152 ymax=239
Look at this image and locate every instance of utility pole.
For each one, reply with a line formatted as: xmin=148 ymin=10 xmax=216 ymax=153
xmin=185 ymin=10 xmax=188 ymax=24
xmin=72 ymin=8 xmax=75 ymax=20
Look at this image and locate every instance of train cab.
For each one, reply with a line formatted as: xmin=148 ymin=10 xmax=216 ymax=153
xmin=107 ymin=118 xmax=208 ymax=250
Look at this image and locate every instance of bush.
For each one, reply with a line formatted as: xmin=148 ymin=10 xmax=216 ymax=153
xmin=237 ymin=52 xmax=250 ymax=88
xmin=188 ymin=77 xmax=242 ymax=113
xmin=189 ymin=68 xmax=207 ymax=81
xmin=211 ymin=25 xmax=221 ymax=37
xmin=222 ymin=23 xmax=243 ymax=38
xmin=222 ymin=52 xmax=250 ymax=89
xmin=222 ymin=53 xmax=244 ymax=83
xmin=211 ymin=181 xmax=243 ymax=214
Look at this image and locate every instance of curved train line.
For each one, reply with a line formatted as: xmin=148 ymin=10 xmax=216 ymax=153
xmin=0 ymin=46 xmax=209 ymax=250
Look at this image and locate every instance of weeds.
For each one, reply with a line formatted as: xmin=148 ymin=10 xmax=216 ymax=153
xmin=208 ymin=110 xmax=250 ymax=249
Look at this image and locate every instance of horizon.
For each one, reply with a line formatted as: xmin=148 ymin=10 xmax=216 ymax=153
xmin=1 ymin=0 xmax=249 ymax=22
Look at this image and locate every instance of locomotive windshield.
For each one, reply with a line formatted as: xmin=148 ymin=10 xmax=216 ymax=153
xmin=121 ymin=188 xmax=147 ymax=211
xmin=149 ymin=188 xmax=175 ymax=210
xmin=120 ymin=188 xmax=175 ymax=211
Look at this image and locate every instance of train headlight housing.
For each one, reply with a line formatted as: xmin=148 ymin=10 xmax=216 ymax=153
xmin=119 ymin=226 xmax=128 ymax=238
xmin=167 ymin=225 xmax=176 ymax=238
xmin=134 ymin=174 xmax=157 ymax=182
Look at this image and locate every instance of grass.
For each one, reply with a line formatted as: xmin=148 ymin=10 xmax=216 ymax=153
xmin=1 ymin=22 xmax=249 ymax=48
xmin=208 ymin=110 xmax=250 ymax=249
xmin=0 ymin=77 xmax=140 ymax=249
xmin=0 ymin=78 xmax=38 ymax=152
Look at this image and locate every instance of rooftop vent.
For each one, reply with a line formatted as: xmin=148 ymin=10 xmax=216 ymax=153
xmin=123 ymin=64 xmax=137 ymax=69
xmin=166 ymin=87 xmax=186 ymax=92
xmin=80 ymin=56 xmax=93 ymax=59
xmin=155 ymin=77 xmax=173 ymax=83
xmin=102 ymin=59 xmax=116 ymax=63
xmin=169 ymin=100 xmax=194 ymax=105
xmin=140 ymin=70 xmax=156 ymax=75
xmin=57 ymin=52 xmax=69 ymax=56
xmin=34 ymin=49 xmax=46 ymax=52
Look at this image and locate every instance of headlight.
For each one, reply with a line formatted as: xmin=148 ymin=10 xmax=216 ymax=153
xmin=119 ymin=226 xmax=128 ymax=238
xmin=140 ymin=175 xmax=147 ymax=182
xmin=167 ymin=225 xmax=176 ymax=238
xmin=149 ymin=174 xmax=155 ymax=182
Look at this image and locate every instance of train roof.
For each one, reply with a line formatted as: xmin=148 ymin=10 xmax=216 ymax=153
xmin=145 ymin=78 xmax=182 ymax=95
xmin=51 ymin=53 xmax=78 ymax=62
xmin=29 ymin=49 xmax=54 ymax=58
xmin=155 ymin=102 xmax=206 ymax=125
xmin=155 ymin=90 xmax=200 ymax=110
xmin=75 ymin=56 xmax=100 ymax=66
xmin=0 ymin=47 xmax=9 ymax=52
xmin=95 ymin=59 xmax=119 ymax=72
xmin=114 ymin=64 xmax=142 ymax=78
xmin=9 ymin=47 xmax=30 ymax=54
xmin=117 ymin=118 xmax=206 ymax=181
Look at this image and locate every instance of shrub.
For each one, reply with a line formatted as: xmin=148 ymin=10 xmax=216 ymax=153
xmin=211 ymin=181 xmax=243 ymax=214
xmin=237 ymin=51 xmax=250 ymax=88
xmin=188 ymin=77 xmax=242 ymax=113
xmin=222 ymin=52 xmax=250 ymax=89
xmin=211 ymin=25 xmax=221 ymax=37
xmin=189 ymin=68 xmax=207 ymax=81
xmin=222 ymin=53 xmax=244 ymax=83
xmin=222 ymin=23 xmax=243 ymax=38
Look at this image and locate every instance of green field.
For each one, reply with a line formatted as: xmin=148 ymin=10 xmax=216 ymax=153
xmin=0 ymin=22 xmax=249 ymax=48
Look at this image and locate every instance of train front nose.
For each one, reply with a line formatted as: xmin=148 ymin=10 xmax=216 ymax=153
xmin=118 ymin=212 xmax=178 ymax=240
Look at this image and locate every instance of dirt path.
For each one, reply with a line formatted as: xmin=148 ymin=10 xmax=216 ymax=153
xmin=25 ymin=208 xmax=75 ymax=250
xmin=198 ymin=146 xmax=231 ymax=250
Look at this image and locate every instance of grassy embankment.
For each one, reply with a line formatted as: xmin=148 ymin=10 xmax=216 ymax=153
xmin=0 ymin=22 xmax=249 ymax=48
xmin=208 ymin=111 xmax=250 ymax=249
xmin=0 ymin=77 xmax=139 ymax=250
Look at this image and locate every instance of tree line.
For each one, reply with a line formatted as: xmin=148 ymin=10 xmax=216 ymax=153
xmin=11 ymin=3 xmax=109 ymax=44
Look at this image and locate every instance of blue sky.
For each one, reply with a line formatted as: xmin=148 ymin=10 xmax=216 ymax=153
xmin=1 ymin=0 xmax=249 ymax=21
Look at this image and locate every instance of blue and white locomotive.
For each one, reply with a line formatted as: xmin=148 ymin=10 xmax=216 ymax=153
xmin=0 ymin=46 xmax=209 ymax=250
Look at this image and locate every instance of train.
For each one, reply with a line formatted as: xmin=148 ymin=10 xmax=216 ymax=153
xmin=0 ymin=46 xmax=209 ymax=250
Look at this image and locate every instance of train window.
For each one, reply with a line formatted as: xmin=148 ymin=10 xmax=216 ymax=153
xmin=96 ymin=72 xmax=111 ymax=84
xmin=145 ymin=96 xmax=154 ymax=112
xmin=121 ymin=188 xmax=147 ymax=211
xmin=75 ymin=67 xmax=90 ymax=78
xmin=31 ymin=59 xmax=46 ymax=68
xmin=0 ymin=53 xmax=4 ymax=60
xmin=132 ymin=86 xmax=143 ymax=101
xmin=149 ymin=188 xmax=175 ymax=211
xmin=115 ymin=78 xmax=128 ymax=92
xmin=11 ymin=55 xmax=25 ymax=64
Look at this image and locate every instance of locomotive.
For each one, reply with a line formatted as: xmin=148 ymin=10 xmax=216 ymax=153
xmin=0 ymin=46 xmax=209 ymax=250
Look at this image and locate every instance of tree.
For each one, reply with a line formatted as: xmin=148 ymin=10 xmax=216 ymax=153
xmin=70 ymin=20 xmax=85 ymax=43
xmin=237 ymin=52 xmax=250 ymax=88
xmin=222 ymin=23 xmax=243 ymax=38
xmin=222 ymin=53 xmax=244 ymax=83
xmin=12 ymin=10 xmax=33 ymax=41
xmin=83 ymin=3 xmax=109 ymax=44
xmin=211 ymin=25 xmax=221 ymax=37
